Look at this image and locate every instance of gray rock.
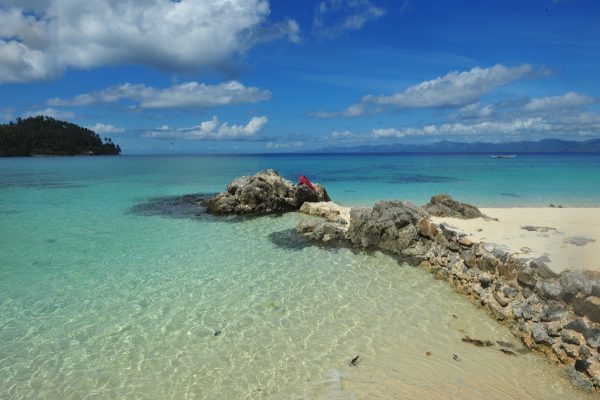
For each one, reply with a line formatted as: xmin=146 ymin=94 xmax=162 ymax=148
xmin=494 ymin=291 xmax=509 ymax=307
xmin=295 ymin=220 xmax=347 ymax=244
xmin=572 ymin=295 xmax=600 ymax=323
xmin=551 ymin=343 xmax=568 ymax=363
xmin=536 ymin=279 xmax=563 ymax=300
xmin=546 ymin=322 xmax=562 ymax=337
xmin=531 ymin=322 xmax=554 ymax=345
xmin=561 ymin=342 xmax=580 ymax=358
xmin=540 ymin=301 xmax=567 ymax=322
xmin=565 ymin=366 xmax=595 ymax=391
xmin=489 ymin=300 xmax=510 ymax=321
xmin=423 ymin=194 xmax=484 ymax=219
xmin=530 ymin=257 xmax=558 ymax=279
xmin=522 ymin=302 xmax=538 ymax=321
xmin=585 ymin=328 xmax=600 ymax=349
xmin=517 ymin=269 xmax=537 ymax=290
xmin=479 ymin=272 xmax=492 ymax=289
xmin=512 ymin=301 xmax=524 ymax=318
xmin=347 ymin=201 xmax=426 ymax=255
xmin=502 ymin=285 xmax=517 ymax=298
xmin=559 ymin=270 xmax=600 ymax=302
xmin=564 ymin=318 xmax=589 ymax=335
xmin=204 ymin=170 xmax=330 ymax=216
xmin=562 ymin=329 xmax=583 ymax=345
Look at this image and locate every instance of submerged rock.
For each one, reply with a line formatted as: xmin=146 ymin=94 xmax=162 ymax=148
xmin=203 ymin=169 xmax=330 ymax=215
xmin=423 ymin=194 xmax=484 ymax=219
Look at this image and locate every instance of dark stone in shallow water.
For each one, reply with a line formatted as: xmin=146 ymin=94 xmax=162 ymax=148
xmin=267 ymin=229 xmax=314 ymax=251
xmin=128 ymin=193 xmax=215 ymax=220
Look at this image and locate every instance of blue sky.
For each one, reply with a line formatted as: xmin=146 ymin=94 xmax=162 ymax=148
xmin=1 ymin=0 xmax=599 ymax=153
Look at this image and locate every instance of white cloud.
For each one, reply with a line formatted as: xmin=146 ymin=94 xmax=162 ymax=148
xmin=372 ymin=118 xmax=551 ymax=138
xmin=523 ymin=92 xmax=596 ymax=112
xmin=450 ymin=103 xmax=494 ymax=120
xmin=143 ymin=115 xmax=268 ymax=140
xmin=88 ymin=123 xmax=124 ymax=134
xmin=314 ymin=0 xmax=385 ymax=39
xmin=0 ymin=0 xmax=299 ymax=83
xmin=48 ymin=81 xmax=271 ymax=109
xmin=23 ymin=108 xmax=75 ymax=120
xmin=312 ymin=64 xmax=535 ymax=117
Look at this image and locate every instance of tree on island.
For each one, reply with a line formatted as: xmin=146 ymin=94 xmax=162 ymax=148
xmin=0 ymin=115 xmax=121 ymax=156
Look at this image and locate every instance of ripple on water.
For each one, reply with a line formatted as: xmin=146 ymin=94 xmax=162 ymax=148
xmin=0 ymin=213 xmax=595 ymax=399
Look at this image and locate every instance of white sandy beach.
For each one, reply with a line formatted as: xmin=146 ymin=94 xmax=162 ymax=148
xmin=432 ymin=207 xmax=600 ymax=273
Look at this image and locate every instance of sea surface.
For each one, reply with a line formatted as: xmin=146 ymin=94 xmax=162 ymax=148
xmin=1 ymin=154 xmax=599 ymax=399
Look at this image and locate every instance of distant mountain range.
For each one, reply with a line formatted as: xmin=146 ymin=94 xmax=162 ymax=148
xmin=315 ymin=138 xmax=600 ymax=153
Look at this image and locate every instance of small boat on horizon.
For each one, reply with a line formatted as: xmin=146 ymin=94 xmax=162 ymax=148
xmin=490 ymin=155 xmax=517 ymax=158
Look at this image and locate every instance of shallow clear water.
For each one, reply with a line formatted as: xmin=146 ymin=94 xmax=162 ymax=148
xmin=1 ymin=154 xmax=599 ymax=399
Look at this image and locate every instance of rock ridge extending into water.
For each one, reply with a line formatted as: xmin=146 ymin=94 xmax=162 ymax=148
xmin=205 ymin=170 xmax=599 ymax=391
xmin=296 ymin=197 xmax=600 ymax=391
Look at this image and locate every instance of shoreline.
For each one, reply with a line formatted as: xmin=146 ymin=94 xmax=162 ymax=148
xmin=298 ymin=201 xmax=600 ymax=391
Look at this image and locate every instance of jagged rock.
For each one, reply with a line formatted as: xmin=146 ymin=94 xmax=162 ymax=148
xmin=497 ymin=261 xmax=519 ymax=280
xmin=347 ymin=201 xmax=426 ymax=256
xmin=423 ymin=194 xmax=484 ymax=219
xmin=537 ymin=279 xmax=563 ymax=300
xmin=586 ymin=328 xmax=600 ymax=349
xmin=540 ymin=301 xmax=567 ymax=322
xmin=546 ymin=321 xmax=562 ymax=337
xmin=572 ymin=295 xmax=600 ymax=323
xmin=295 ymin=220 xmax=347 ymax=244
xmin=561 ymin=342 xmax=580 ymax=358
xmin=566 ymin=366 xmax=596 ymax=391
xmin=531 ymin=323 xmax=554 ymax=345
xmin=530 ymin=257 xmax=558 ymax=279
xmin=203 ymin=170 xmax=330 ymax=215
xmin=416 ymin=218 xmax=438 ymax=239
xmin=562 ymin=329 xmax=584 ymax=346
xmin=494 ymin=291 xmax=509 ymax=307
xmin=502 ymin=285 xmax=517 ymax=298
xmin=517 ymin=269 xmax=538 ymax=290
xmin=559 ymin=270 xmax=600 ymax=302
xmin=552 ymin=343 xmax=569 ymax=363
xmin=522 ymin=302 xmax=538 ymax=321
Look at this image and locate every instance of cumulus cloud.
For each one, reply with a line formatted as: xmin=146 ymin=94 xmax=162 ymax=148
xmin=143 ymin=115 xmax=268 ymax=140
xmin=312 ymin=64 xmax=535 ymax=117
xmin=313 ymin=0 xmax=385 ymax=39
xmin=48 ymin=81 xmax=271 ymax=109
xmin=0 ymin=0 xmax=299 ymax=83
xmin=88 ymin=123 xmax=124 ymax=134
xmin=523 ymin=92 xmax=596 ymax=112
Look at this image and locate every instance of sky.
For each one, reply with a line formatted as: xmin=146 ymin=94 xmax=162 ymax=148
xmin=1 ymin=0 xmax=600 ymax=154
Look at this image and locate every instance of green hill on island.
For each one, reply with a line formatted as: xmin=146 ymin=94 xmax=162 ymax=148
xmin=0 ymin=115 xmax=121 ymax=156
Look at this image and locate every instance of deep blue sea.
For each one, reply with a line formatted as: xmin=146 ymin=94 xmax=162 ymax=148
xmin=1 ymin=154 xmax=599 ymax=399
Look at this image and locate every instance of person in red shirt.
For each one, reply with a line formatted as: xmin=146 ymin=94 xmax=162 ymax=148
xmin=298 ymin=175 xmax=315 ymax=190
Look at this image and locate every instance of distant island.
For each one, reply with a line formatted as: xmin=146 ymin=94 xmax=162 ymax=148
xmin=0 ymin=115 xmax=121 ymax=157
xmin=317 ymin=138 xmax=600 ymax=154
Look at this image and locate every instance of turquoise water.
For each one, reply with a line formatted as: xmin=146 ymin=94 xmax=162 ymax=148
xmin=1 ymin=154 xmax=599 ymax=399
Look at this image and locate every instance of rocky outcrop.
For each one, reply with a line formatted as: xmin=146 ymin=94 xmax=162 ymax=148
xmin=423 ymin=193 xmax=484 ymax=219
xmin=295 ymin=196 xmax=600 ymax=390
xmin=346 ymin=201 xmax=427 ymax=258
xmin=203 ymin=169 xmax=330 ymax=215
